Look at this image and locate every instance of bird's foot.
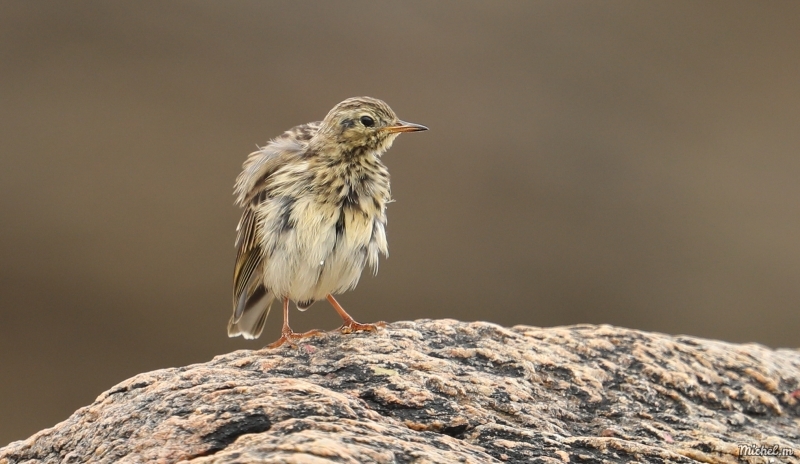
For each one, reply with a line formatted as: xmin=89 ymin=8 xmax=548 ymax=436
xmin=339 ymin=319 xmax=387 ymax=334
xmin=267 ymin=327 xmax=324 ymax=348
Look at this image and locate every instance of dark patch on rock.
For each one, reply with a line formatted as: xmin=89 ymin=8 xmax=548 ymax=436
xmin=202 ymin=413 xmax=272 ymax=452
xmin=108 ymin=380 xmax=150 ymax=396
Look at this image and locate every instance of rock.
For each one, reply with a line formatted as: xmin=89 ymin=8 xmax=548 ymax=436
xmin=1 ymin=319 xmax=798 ymax=463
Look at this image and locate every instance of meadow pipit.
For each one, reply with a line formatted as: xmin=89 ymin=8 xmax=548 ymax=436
xmin=228 ymin=97 xmax=427 ymax=348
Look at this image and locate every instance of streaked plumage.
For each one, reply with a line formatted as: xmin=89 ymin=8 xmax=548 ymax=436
xmin=227 ymin=96 xmax=427 ymax=347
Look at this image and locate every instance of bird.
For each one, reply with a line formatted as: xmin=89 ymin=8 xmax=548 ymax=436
xmin=227 ymin=96 xmax=428 ymax=348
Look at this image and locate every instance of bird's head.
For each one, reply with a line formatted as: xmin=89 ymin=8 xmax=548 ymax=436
xmin=315 ymin=96 xmax=427 ymax=157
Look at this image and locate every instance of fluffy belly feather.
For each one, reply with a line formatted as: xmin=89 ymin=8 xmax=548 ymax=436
xmin=256 ymin=195 xmax=384 ymax=302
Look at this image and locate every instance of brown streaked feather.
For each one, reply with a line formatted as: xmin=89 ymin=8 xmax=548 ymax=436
xmin=232 ymin=197 xmax=263 ymax=316
xmin=232 ymin=240 xmax=262 ymax=314
xmin=231 ymin=122 xmax=325 ymax=338
xmin=227 ymin=282 xmax=273 ymax=339
xmin=232 ymin=122 xmax=322 ymax=314
xmin=234 ymin=122 xmax=321 ymax=206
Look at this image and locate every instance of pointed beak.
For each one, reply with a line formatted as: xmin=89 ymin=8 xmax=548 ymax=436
xmin=383 ymin=120 xmax=429 ymax=133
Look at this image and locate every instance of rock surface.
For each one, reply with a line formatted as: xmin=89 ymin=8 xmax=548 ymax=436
xmin=1 ymin=319 xmax=799 ymax=463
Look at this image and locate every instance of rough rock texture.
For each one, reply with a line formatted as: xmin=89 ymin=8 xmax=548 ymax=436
xmin=2 ymin=320 xmax=799 ymax=464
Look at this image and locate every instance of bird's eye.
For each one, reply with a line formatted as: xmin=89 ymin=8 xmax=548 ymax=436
xmin=360 ymin=115 xmax=375 ymax=127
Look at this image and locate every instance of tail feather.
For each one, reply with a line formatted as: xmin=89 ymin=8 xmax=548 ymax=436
xmin=228 ymin=284 xmax=274 ymax=339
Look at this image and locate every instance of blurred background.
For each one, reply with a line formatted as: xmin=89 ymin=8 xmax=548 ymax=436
xmin=1 ymin=0 xmax=799 ymax=445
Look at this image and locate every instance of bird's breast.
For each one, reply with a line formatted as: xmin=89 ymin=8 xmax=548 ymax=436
xmin=254 ymin=163 xmax=390 ymax=300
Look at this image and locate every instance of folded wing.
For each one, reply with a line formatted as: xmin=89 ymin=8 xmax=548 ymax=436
xmin=228 ymin=122 xmax=321 ymax=339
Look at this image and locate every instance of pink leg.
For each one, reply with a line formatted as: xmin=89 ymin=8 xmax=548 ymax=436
xmin=326 ymin=294 xmax=386 ymax=334
xmin=268 ymin=297 xmax=323 ymax=348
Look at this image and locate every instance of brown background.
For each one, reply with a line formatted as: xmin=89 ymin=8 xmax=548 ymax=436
xmin=1 ymin=1 xmax=798 ymax=445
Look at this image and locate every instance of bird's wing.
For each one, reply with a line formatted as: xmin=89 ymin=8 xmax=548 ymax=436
xmin=233 ymin=122 xmax=321 ymax=206
xmin=232 ymin=122 xmax=320 ymax=294
xmin=230 ymin=122 xmax=320 ymax=336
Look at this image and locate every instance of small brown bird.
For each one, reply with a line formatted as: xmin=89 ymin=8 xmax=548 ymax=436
xmin=228 ymin=97 xmax=427 ymax=347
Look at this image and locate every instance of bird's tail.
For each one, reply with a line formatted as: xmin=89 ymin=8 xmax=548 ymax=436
xmin=228 ymin=284 xmax=274 ymax=339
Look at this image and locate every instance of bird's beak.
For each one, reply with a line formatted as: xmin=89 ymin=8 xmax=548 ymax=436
xmin=383 ymin=120 xmax=429 ymax=133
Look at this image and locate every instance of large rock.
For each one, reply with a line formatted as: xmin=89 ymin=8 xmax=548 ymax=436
xmin=1 ymin=320 xmax=798 ymax=463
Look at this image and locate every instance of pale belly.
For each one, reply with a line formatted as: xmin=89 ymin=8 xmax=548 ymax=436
xmin=256 ymin=195 xmax=386 ymax=303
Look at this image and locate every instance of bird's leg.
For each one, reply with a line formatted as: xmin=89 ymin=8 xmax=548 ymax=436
xmin=326 ymin=294 xmax=386 ymax=334
xmin=268 ymin=297 xmax=323 ymax=348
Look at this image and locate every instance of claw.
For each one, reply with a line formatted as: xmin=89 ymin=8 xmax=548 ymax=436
xmin=268 ymin=328 xmax=323 ymax=348
xmin=326 ymin=294 xmax=386 ymax=335
xmin=267 ymin=297 xmax=323 ymax=348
